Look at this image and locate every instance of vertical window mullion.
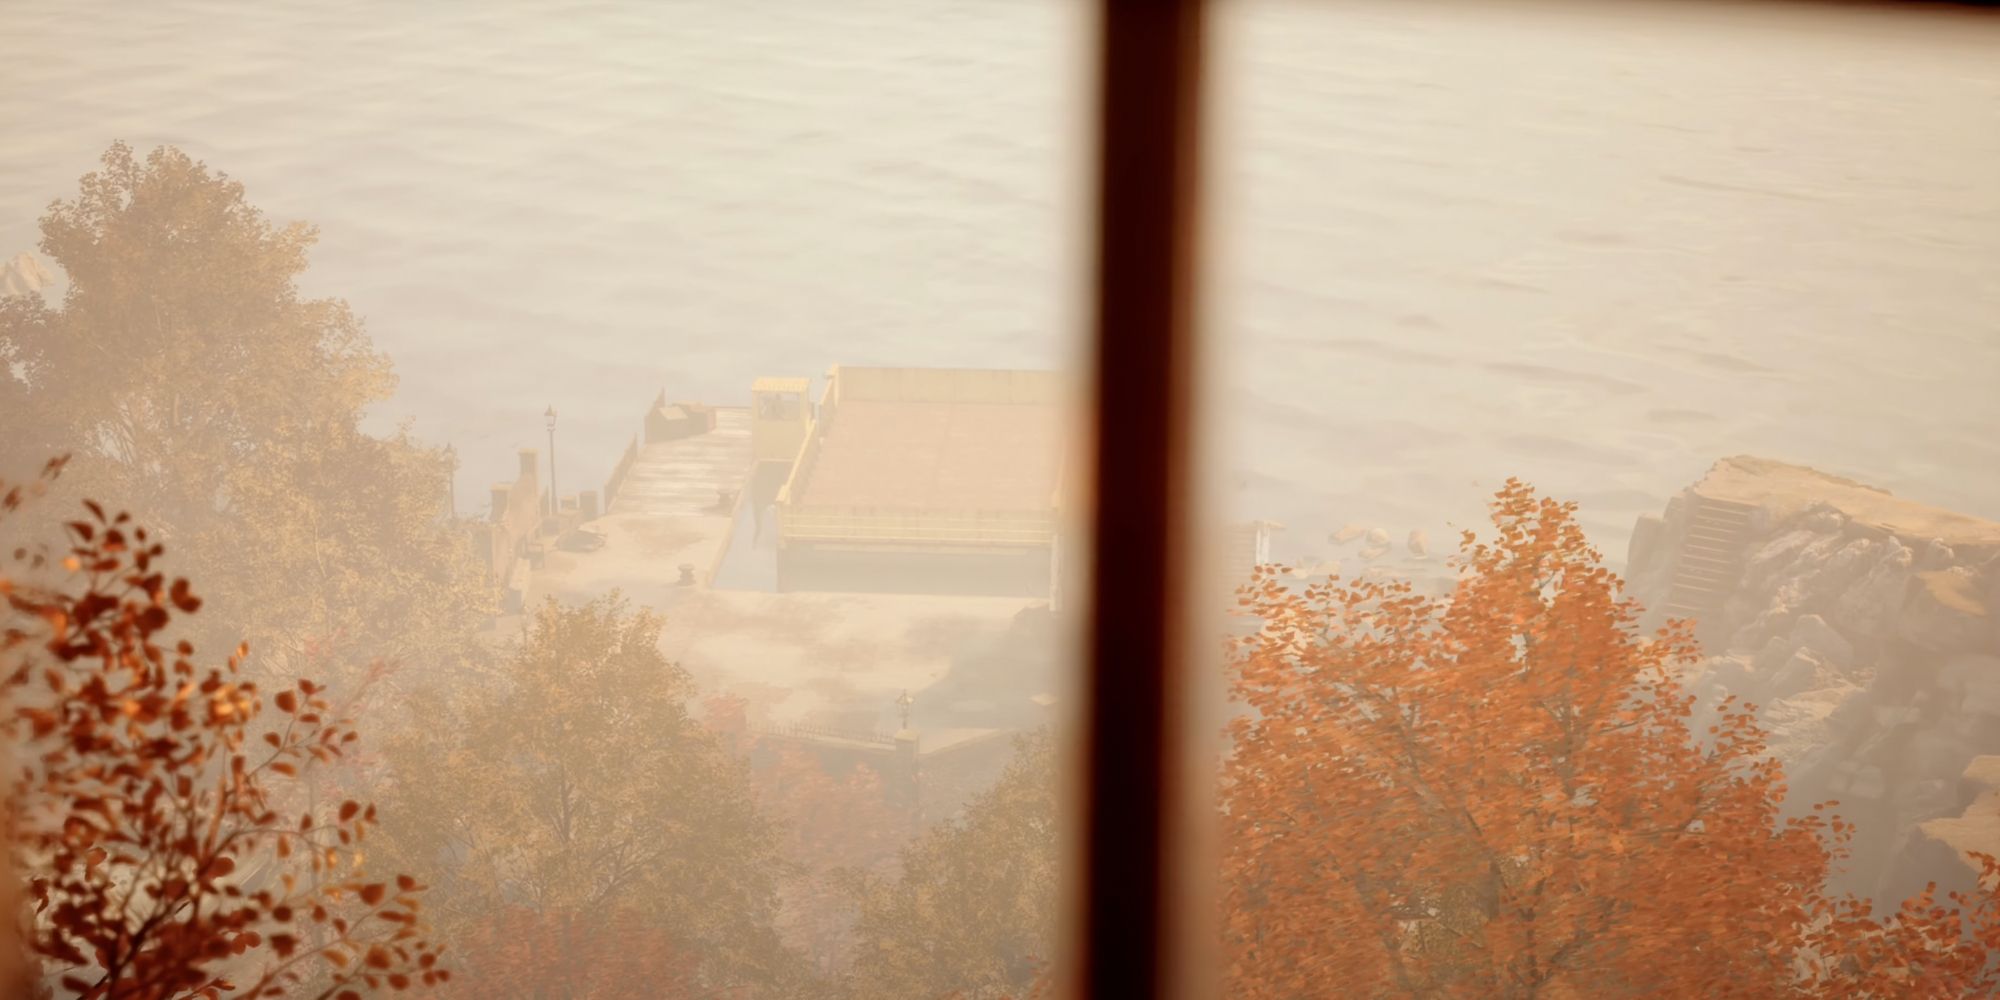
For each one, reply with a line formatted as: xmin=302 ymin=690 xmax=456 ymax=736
xmin=1081 ymin=1 xmax=1208 ymax=998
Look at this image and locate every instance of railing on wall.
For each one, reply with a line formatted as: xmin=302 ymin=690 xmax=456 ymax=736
xmin=779 ymin=507 xmax=1059 ymax=548
xmin=602 ymin=433 xmax=640 ymax=512
xmin=642 ymin=389 xmax=670 ymax=444
xmin=774 ymin=376 xmax=838 ymax=507
xmin=748 ymin=720 xmax=898 ymax=748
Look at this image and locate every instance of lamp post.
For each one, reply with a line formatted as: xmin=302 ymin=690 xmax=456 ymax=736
xmin=895 ymin=689 xmax=915 ymax=732
xmin=544 ymin=405 xmax=558 ymax=523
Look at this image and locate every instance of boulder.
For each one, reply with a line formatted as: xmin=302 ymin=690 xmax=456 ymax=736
xmin=1696 ymin=653 xmax=1751 ymax=694
xmin=1911 ymin=731 xmax=1970 ymax=784
xmin=1800 ymin=503 xmax=1848 ymax=534
xmin=1814 ymin=536 xmax=1893 ymax=604
xmin=1872 ymin=704 xmax=1921 ymax=730
xmin=1899 ymin=568 xmax=1990 ymax=654
xmin=1917 ymin=756 xmax=2000 ymax=878
xmin=1830 ymin=543 xmax=1915 ymax=642
xmin=1757 ymin=681 xmax=1855 ymax=765
xmin=1751 ymin=634 xmax=1796 ymax=676
xmin=1833 ymin=762 xmax=1889 ymax=801
xmin=1739 ymin=529 xmax=1827 ymax=595
xmin=1728 ymin=531 xmax=1880 ymax=651
xmin=0 ymin=251 xmax=52 ymax=298
xmin=1768 ymin=649 xmax=1829 ymax=702
xmin=1990 ymin=568 xmax=2000 ymax=651
xmin=1790 ymin=613 xmax=1855 ymax=670
xmin=1962 ymin=677 xmax=2000 ymax=721
xmin=1965 ymin=755 xmax=2000 ymax=797
xmin=1939 ymin=653 xmax=2000 ymax=697
xmin=1917 ymin=538 xmax=1957 ymax=571
xmin=1954 ymin=709 xmax=2000 ymax=753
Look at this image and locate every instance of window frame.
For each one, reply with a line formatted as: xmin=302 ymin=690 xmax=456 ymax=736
xmin=1080 ymin=2 xmax=1209 ymax=997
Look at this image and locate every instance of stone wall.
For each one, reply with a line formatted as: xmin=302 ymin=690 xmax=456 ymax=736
xmin=729 ymin=720 xmax=1017 ymax=830
xmin=480 ymin=448 xmax=543 ymax=613
xmin=601 ymin=433 xmax=640 ymax=512
xmin=1626 ymin=456 xmax=2000 ymax=905
xmin=775 ymin=543 xmax=1054 ymax=598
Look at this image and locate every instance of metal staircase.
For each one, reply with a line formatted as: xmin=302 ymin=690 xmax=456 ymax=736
xmin=1662 ymin=493 xmax=1758 ymax=628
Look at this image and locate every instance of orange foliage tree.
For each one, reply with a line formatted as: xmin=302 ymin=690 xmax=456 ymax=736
xmin=438 ymin=905 xmax=700 ymax=1000
xmin=1220 ymin=479 xmax=2000 ymax=999
xmin=749 ymin=743 xmax=908 ymax=976
xmin=1 ymin=474 xmax=447 ymax=999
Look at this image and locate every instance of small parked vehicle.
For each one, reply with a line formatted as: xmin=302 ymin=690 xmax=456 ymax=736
xmin=556 ymin=526 xmax=607 ymax=553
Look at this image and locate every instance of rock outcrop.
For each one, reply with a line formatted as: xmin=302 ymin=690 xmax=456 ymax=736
xmin=1626 ymin=456 xmax=2000 ymax=905
xmin=1885 ymin=756 xmax=2000 ymax=906
xmin=0 ymin=252 xmax=52 ymax=298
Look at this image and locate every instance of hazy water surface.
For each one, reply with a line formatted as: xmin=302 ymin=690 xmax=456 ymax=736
xmin=4 ymin=0 xmax=1998 ymax=562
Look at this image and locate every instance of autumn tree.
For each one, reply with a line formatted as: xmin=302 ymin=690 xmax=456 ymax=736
xmin=0 ymin=464 xmax=58 ymax=999
xmin=438 ymin=905 xmax=702 ymax=1000
xmin=0 ymin=142 xmax=486 ymax=697
xmin=1220 ymin=479 xmax=2000 ymax=998
xmin=372 ymin=594 xmax=806 ymax=998
xmin=0 ymin=143 xmax=386 ymax=499
xmin=748 ymin=743 xmax=908 ymax=976
xmin=0 ymin=471 xmax=447 ymax=999
xmin=843 ymin=729 xmax=1059 ymax=1000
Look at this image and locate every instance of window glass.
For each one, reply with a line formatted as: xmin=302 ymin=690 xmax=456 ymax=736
xmin=1203 ymin=2 xmax=2000 ymax=995
xmin=1 ymin=3 xmax=1089 ymax=997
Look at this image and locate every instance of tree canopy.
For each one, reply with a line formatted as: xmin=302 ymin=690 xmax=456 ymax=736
xmin=1220 ymin=479 xmax=2000 ymax=998
xmin=0 ymin=142 xmax=486 ymax=696
xmin=842 ymin=729 xmax=1059 ymax=1000
xmin=1 ymin=142 xmax=390 ymax=517
xmin=373 ymin=594 xmax=805 ymax=998
xmin=835 ymin=481 xmax=2000 ymax=998
xmin=747 ymin=740 xmax=908 ymax=978
xmin=1 ymin=471 xmax=446 ymax=999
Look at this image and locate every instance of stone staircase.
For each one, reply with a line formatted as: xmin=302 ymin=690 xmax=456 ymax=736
xmin=1662 ymin=493 xmax=1758 ymax=629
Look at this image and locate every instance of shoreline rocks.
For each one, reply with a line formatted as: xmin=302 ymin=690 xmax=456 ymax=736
xmin=1627 ymin=456 xmax=2000 ymax=905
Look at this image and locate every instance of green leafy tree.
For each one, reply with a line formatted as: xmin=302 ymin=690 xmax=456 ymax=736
xmin=373 ymin=594 xmax=806 ymax=997
xmin=843 ymin=729 xmax=1059 ymax=1000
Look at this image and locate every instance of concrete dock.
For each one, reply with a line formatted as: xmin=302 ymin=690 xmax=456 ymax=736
xmin=523 ymin=396 xmax=1046 ymax=733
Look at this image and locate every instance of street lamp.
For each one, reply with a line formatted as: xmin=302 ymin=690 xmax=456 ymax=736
xmin=895 ymin=689 xmax=915 ymax=732
xmin=544 ymin=406 xmax=558 ymax=523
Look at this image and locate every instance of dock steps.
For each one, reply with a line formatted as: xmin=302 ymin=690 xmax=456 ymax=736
xmin=1662 ymin=494 xmax=1758 ymax=626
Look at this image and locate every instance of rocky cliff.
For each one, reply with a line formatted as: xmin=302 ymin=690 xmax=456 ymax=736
xmin=0 ymin=252 xmax=52 ymax=299
xmin=1625 ymin=456 xmax=2000 ymax=905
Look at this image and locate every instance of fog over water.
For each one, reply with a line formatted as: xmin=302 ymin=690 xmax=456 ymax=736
xmin=5 ymin=0 xmax=1997 ymax=559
